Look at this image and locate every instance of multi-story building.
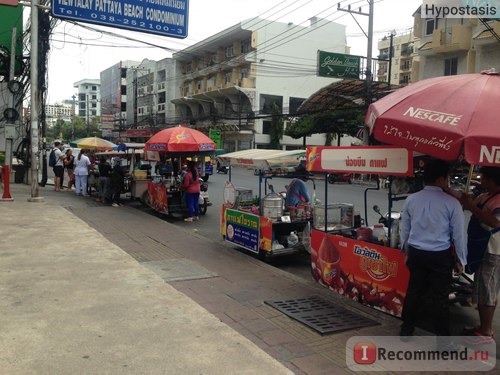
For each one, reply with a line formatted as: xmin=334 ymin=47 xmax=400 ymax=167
xmin=413 ymin=8 xmax=500 ymax=79
xmin=44 ymin=101 xmax=74 ymax=128
xmin=171 ymin=17 xmax=347 ymax=152
xmin=100 ymin=60 xmax=139 ymax=137
xmin=124 ymin=58 xmax=177 ymax=133
xmin=73 ymin=79 xmax=101 ymax=123
xmin=377 ymin=32 xmax=418 ymax=86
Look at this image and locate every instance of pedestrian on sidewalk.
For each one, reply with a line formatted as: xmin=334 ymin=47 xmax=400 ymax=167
xmin=180 ymin=161 xmax=200 ymax=222
xmin=97 ymin=156 xmax=112 ymax=203
xmin=399 ymin=158 xmax=467 ymax=341
xmin=461 ymin=166 xmax=500 ymax=344
xmin=64 ymin=148 xmax=75 ymax=191
xmin=52 ymin=141 xmax=65 ymax=191
xmin=110 ymin=157 xmax=125 ymax=207
xmin=74 ymin=149 xmax=91 ymax=196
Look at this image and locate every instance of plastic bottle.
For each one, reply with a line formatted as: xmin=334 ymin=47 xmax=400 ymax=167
xmin=390 ymin=219 xmax=400 ymax=248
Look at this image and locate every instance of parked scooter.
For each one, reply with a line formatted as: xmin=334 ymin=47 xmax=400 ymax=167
xmin=373 ymin=205 xmax=401 ymax=227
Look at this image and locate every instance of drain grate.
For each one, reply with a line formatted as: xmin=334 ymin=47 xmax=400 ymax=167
xmin=265 ymin=296 xmax=379 ymax=335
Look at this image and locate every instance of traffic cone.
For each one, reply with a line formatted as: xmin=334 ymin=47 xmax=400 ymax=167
xmin=1 ymin=164 xmax=14 ymax=201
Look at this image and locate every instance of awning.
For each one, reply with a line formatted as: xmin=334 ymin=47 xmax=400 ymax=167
xmin=218 ymin=149 xmax=305 ymax=170
xmin=298 ymin=79 xmax=399 ymax=113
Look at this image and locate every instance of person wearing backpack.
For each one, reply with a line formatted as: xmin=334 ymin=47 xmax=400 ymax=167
xmin=50 ymin=141 xmax=65 ymax=191
xmin=462 ymin=166 xmax=500 ymax=344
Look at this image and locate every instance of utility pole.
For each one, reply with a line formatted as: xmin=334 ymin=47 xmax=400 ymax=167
xmin=387 ymin=31 xmax=395 ymax=87
xmin=337 ymin=0 xmax=374 ymax=145
xmin=28 ymin=0 xmax=43 ymax=201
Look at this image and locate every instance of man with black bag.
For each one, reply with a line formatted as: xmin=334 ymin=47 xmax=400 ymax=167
xmin=462 ymin=166 xmax=500 ymax=344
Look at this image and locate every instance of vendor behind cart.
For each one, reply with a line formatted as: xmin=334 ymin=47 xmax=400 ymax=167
xmin=285 ymin=164 xmax=311 ymax=207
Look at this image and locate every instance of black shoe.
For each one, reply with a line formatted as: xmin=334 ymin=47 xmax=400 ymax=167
xmin=400 ymin=326 xmax=414 ymax=342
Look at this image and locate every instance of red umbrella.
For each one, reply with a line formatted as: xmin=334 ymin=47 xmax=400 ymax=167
xmin=365 ymin=70 xmax=500 ymax=166
xmin=145 ymin=125 xmax=216 ymax=153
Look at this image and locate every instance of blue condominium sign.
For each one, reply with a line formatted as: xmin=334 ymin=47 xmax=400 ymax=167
xmin=51 ymin=0 xmax=189 ymax=39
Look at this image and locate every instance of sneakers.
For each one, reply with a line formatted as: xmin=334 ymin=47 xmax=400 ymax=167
xmin=184 ymin=217 xmax=193 ymax=222
xmin=464 ymin=330 xmax=495 ymax=345
xmin=112 ymin=203 xmax=119 ymax=207
xmin=193 ymin=216 xmax=199 ymax=221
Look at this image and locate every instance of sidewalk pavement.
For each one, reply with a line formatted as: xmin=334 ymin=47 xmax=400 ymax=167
xmin=0 ymin=184 xmax=291 ymax=375
xmin=1 ymin=183 xmax=498 ymax=374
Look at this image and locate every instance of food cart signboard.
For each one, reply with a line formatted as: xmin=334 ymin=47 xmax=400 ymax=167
xmin=310 ymin=230 xmax=410 ymax=317
xmin=306 ymin=146 xmax=413 ymax=176
xmin=225 ymin=209 xmax=260 ymax=253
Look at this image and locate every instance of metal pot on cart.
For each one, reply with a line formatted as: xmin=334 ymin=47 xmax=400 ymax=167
xmin=218 ymin=149 xmax=314 ymax=260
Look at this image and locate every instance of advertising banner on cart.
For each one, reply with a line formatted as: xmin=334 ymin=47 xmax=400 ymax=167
xmin=224 ymin=209 xmax=260 ymax=253
xmin=310 ymin=229 xmax=410 ymax=317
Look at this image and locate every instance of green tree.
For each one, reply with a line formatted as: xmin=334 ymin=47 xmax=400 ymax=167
xmin=286 ymin=107 xmax=364 ymax=146
xmin=269 ymin=102 xmax=284 ymax=149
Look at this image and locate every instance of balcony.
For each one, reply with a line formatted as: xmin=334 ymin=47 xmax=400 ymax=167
xmin=400 ymin=46 xmax=414 ymax=56
xmin=432 ymin=24 xmax=472 ymax=54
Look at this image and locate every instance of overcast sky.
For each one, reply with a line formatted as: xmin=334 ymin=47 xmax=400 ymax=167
xmin=46 ymin=0 xmax=422 ymax=103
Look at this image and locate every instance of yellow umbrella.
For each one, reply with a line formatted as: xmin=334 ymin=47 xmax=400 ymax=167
xmin=70 ymin=137 xmax=117 ymax=151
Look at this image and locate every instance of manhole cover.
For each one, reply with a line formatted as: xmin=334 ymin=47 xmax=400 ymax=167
xmin=265 ymin=296 xmax=379 ymax=335
xmin=142 ymin=258 xmax=218 ymax=282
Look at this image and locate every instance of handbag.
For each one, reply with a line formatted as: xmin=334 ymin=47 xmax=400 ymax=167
xmin=465 ymin=192 xmax=500 ymax=274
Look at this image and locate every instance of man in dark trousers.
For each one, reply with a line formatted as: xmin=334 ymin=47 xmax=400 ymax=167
xmin=399 ymin=159 xmax=467 ymax=343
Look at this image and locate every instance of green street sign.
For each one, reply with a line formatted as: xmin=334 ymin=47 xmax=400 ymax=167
xmin=0 ymin=4 xmax=23 ymax=76
xmin=209 ymin=129 xmax=222 ymax=149
xmin=317 ymin=51 xmax=360 ymax=79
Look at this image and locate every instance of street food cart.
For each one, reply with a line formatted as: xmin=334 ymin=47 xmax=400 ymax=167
xmin=306 ymin=145 xmax=413 ymax=317
xmin=94 ymin=143 xmax=150 ymax=202
xmin=219 ymin=149 xmax=313 ymax=259
xmin=143 ymin=125 xmax=215 ymax=217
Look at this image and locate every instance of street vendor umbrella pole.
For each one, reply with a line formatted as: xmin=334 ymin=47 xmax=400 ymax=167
xmin=365 ymin=69 xmax=500 ymax=167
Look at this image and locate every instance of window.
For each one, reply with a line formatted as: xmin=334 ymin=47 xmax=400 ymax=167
xmin=92 ymin=95 xmax=97 ymax=100
xmin=444 ymin=57 xmax=458 ymax=76
xmin=425 ymin=18 xmax=437 ymax=36
xmin=91 ymin=85 xmax=97 ymax=91
xmin=262 ymin=121 xmax=271 ymax=134
xmin=225 ymin=45 xmax=234 ymax=58
xmin=186 ymin=62 xmax=192 ymax=73
xmin=289 ymin=97 xmax=305 ymax=115
xmin=224 ymin=71 xmax=232 ymax=84
xmin=121 ymin=68 xmax=127 ymax=78
xmin=241 ymin=38 xmax=251 ymax=53
xmin=260 ymin=94 xmax=283 ymax=114
xmin=240 ymin=68 xmax=249 ymax=79
xmin=121 ymin=85 xmax=127 ymax=95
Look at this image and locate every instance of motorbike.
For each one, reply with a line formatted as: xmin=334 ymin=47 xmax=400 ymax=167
xmin=373 ymin=204 xmax=401 ymax=227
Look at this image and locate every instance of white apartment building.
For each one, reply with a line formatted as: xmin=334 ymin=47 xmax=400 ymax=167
xmin=171 ymin=17 xmax=348 ymax=152
xmin=73 ymin=79 xmax=101 ymax=124
xmin=44 ymin=101 xmax=74 ymax=128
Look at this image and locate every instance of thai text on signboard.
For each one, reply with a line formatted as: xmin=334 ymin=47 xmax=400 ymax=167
xmin=317 ymin=51 xmax=360 ymax=79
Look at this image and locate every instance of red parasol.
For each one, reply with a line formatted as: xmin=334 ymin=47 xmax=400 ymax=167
xmin=365 ymin=70 xmax=500 ymax=166
xmin=144 ymin=125 xmax=216 ymax=153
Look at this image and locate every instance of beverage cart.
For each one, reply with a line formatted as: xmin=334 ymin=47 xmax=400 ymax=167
xmin=306 ymin=145 xmax=414 ymax=317
xmin=142 ymin=125 xmax=215 ymax=217
xmin=218 ymin=149 xmax=313 ymax=259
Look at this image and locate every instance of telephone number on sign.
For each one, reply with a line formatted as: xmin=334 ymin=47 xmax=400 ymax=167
xmin=53 ymin=10 xmax=183 ymax=33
